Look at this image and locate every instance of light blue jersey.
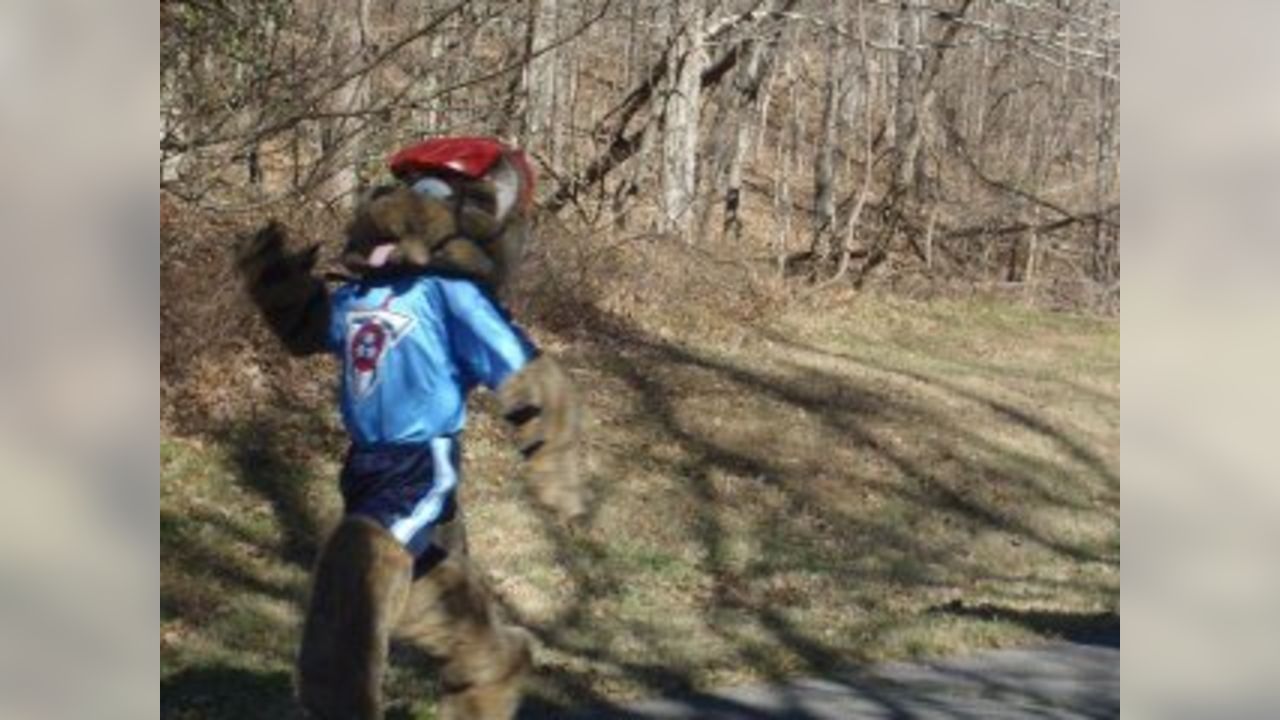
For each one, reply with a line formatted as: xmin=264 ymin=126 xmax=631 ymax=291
xmin=327 ymin=275 xmax=537 ymax=446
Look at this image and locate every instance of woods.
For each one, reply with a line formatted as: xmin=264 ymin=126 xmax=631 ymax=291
xmin=160 ymin=4 xmax=1122 ymax=716
xmin=161 ymin=0 xmax=1119 ymax=310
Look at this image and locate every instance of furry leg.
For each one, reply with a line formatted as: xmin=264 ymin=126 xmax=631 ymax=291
xmin=297 ymin=516 xmax=413 ymax=719
xmin=394 ymin=557 xmax=532 ymax=720
xmin=433 ymin=504 xmax=469 ymax=559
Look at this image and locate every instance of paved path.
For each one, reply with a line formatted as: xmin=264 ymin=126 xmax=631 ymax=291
xmin=546 ymin=638 xmax=1118 ymax=719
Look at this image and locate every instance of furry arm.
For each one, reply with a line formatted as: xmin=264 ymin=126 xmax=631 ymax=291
xmin=236 ymin=221 xmax=332 ymax=356
xmin=496 ymin=356 xmax=585 ymax=521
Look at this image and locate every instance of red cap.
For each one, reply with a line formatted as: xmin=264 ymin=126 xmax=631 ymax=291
xmin=388 ymin=136 xmax=535 ymax=210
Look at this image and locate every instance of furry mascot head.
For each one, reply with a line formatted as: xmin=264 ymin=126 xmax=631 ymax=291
xmin=339 ymin=137 xmax=536 ymax=293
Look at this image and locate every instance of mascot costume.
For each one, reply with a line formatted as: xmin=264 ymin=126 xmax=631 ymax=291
xmin=236 ymin=137 xmax=583 ymax=719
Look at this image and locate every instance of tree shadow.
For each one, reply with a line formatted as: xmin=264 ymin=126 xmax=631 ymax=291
xmin=752 ymin=326 xmax=1120 ymax=498
xmin=929 ymin=601 xmax=1119 ymax=649
xmin=500 ymin=296 xmax=1119 ymax=715
xmin=164 ymin=290 xmax=1118 ymax=718
xmin=215 ymin=402 xmax=339 ymax=567
xmin=161 ymin=665 xmax=299 ymax=720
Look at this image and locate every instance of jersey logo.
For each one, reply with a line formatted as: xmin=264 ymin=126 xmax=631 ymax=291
xmin=344 ymin=304 xmax=415 ymax=400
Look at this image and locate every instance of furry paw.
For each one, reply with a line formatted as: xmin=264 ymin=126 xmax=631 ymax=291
xmin=498 ymin=356 xmax=587 ymax=522
xmin=526 ymin=448 xmax=586 ymax=522
xmin=235 ymin=221 xmax=329 ymax=356
xmin=237 ymin=221 xmax=319 ymax=287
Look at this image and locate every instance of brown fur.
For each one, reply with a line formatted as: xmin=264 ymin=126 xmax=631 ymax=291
xmin=340 ymin=180 xmax=530 ymax=294
xmin=297 ymin=516 xmax=413 ymax=719
xmin=236 ymin=221 xmax=331 ymax=356
xmin=394 ymin=558 xmax=533 ymax=720
xmin=436 ymin=627 xmax=533 ymax=720
xmin=448 ymin=159 xmax=530 ymax=293
xmin=298 ymin=511 xmax=532 ymax=719
xmin=497 ymin=355 xmax=586 ymax=520
xmin=428 ymin=237 xmax=498 ymax=284
xmin=479 ymin=215 xmax=530 ymax=296
xmin=341 ymin=186 xmax=461 ymax=278
xmin=431 ymin=505 xmax=470 ymax=559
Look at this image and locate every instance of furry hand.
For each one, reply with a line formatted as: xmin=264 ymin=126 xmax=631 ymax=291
xmin=237 ymin=221 xmax=320 ymax=289
xmin=525 ymin=440 xmax=585 ymax=522
xmin=498 ymin=356 xmax=586 ymax=521
xmin=236 ymin=221 xmax=330 ymax=356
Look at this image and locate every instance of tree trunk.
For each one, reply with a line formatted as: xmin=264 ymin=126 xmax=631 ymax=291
xmin=560 ymin=32 xmax=578 ymax=173
xmin=883 ymin=2 xmax=900 ymax=150
xmin=660 ymin=0 xmax=704 ymax=243
xmin=1092 ymin=23 xmax=1118 ymax=288
xmin=525 ymin=0 xmax=559 ymax=163
xmin=315 ymin=0 xmax=371 ymax=209
xmin=811 ymin=24 xmax=841 ymax=262
xmin=893 ymin=0 xmax=924 ymax=196
xmin=774 ymin=61 xmax=800 ymax=277
xmin=723 ymin=17 xmax=782 ymax=242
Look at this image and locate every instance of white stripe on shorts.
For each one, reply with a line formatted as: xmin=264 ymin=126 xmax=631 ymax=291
xmin=389 ymin=437 xmax=458 ymax=552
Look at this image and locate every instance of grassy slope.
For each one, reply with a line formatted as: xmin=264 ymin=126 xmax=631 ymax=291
xmin=161 ymin=293 xmax=1118 ymax=718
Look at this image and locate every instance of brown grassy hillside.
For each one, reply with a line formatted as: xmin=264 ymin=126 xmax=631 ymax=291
xmin=161 ymin=203 xmax=1117 ymax=718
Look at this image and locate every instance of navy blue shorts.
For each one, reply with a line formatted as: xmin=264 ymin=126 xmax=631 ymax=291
xmin=340 ymin=437 xmax=461 ymax=559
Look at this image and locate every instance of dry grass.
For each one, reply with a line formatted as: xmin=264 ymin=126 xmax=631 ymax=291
xmin=161 ymin=279 xmax=1118 ymax=717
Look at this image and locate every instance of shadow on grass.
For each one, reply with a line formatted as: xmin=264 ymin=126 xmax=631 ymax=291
xmin=929 ymin=601 xmax=1120 ymax=648
xmin=163 ymin=291 xmax=1119 ymax=718
xmin=505 ymin=298 xmax=1118 ymax=716
xmin=162 ymin=666 xmax=299 ymax=720
xmin=216 ymin=406 xmax=336 ymax=567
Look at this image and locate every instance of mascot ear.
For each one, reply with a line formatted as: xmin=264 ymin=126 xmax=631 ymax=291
xmin=487 ymin=155 xmax=522 ymax=223
xmin=453 ymin=154 xmax=526 ymax=241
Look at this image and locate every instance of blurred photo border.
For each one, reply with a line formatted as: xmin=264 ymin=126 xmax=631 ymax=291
xmin=0 ymin=0 xmax=159 ymax=717
xmin=1123 ymin=0 xmax=1280 ymax=716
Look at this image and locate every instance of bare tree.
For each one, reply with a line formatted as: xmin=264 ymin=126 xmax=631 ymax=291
xmin=160 ymin=0 xmax=1119 ymax=310
xmin=525 ymin=0 xmax=560 ymax=164
xmin=810 ymin=18 xmax=841 ymax=265
xmin=659 ymin=0 xmax=705 ymax=242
